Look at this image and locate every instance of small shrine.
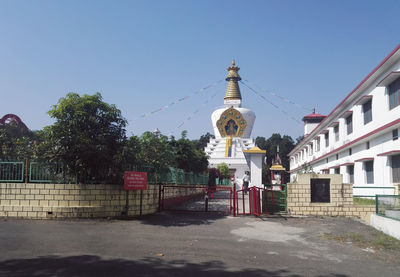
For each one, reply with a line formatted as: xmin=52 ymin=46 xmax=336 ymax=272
xmin=269 ymin=146 xmax=286 ymax=189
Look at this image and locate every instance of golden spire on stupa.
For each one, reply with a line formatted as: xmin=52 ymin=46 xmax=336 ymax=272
xmin=224 ymin=59 xmax=242 ymax=100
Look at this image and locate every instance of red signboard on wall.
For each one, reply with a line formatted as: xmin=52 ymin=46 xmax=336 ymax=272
xmin=124 ymin=171 xmax=147 ymax=190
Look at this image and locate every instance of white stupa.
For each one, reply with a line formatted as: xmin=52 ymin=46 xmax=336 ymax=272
xmin=205 ymin=60 xmax=257 ymax=184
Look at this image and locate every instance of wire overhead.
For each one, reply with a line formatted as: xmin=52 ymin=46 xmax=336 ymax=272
xmin=129 ymin=74 xmax=310 ymax=132
xmin=168 ymin=90 xmax=220 ymax=136
xmin=241 ymin=79 xmax=313 ymax=112
xmin=130 ymin=79 xmax=224 ymax=122
xmin=239 ymin=80 xmax=302 ymax=124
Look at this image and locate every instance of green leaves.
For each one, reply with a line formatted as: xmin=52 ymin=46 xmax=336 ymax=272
xmin=45 ymin=92 xmax=127 ymax=182
xmin=2 ymin=91 xmax=212 ymax=182
xmin=0 ymin=124 xmax=38 ymax=161
xmin=217 ymin=163 xmax=230 ymax=179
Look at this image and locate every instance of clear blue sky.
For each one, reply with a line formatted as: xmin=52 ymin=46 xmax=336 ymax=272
xmin=1 ymin=0 xmax=399 ymax=140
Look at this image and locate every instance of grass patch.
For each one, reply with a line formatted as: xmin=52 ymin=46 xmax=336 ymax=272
xmin=372 ymin=230 xmax=400 ymax=250
xmin=322 ymin=231 xmax=400 ymax=251
xmin=321 ymin=233 xmax=347 ymax=243
xmin=354 ymin=197 xmax=376 ymax=206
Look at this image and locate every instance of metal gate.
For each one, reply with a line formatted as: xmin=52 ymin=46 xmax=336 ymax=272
xmin=159 ymin=184 xmax=286 ymax=216
xmin=235 ymin=185 xmax=287 ymax=216
xmin=160 ymin=185 xmax=233 ymax=213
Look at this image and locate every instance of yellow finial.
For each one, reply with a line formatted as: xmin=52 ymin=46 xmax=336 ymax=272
xmin=224 ymin=60 xmax=242 ymax=100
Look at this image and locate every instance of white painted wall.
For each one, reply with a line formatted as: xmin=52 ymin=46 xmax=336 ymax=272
xmin=370 ymin=214 xmax=400 ymax=240
xmin=289 ymin=52 xmax=400 ymax=196
xmin=248 ymin=154 xmax=263 ymax=188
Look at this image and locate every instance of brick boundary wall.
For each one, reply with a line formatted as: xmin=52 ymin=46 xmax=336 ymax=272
xmin=0 ymin=183 xmax=204 ymax=219
xmin=287 ymin=174 xmax=375 ymax=222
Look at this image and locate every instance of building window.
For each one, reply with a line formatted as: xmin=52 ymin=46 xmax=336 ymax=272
xmin=346 ymin=115 xmax=353 ymax=135
xmin=366 ymin=141 xmax=370 ymax=149
xmin=389 ymin=77 xmax=400 ymax=110
xmin=364 ymin=160 xmax=374 ymax=184
xmin=334 ymin=125 xmax=339 ymax=141
xmin=309 ymin=144 xmax=313 ymax=156
xmin=334 ymin=167 xmax=340 ymax=174
xmin=325 ymin=132 xmax=329 ymax=147
xmin=393 ymin=129 xmax=399 ymax=141
xmin=349 ymin=148 xmax=352 ymax=156
xmin=392 ymin=155 xmax=400 ymax=183
xmin=347 ymin=165 xmax=354 ymax=184
xmin=316 ymin=138 xmax=320 ymax=152
xmin=363 ymin=100 xmax=372 ymax=124
xmin=336 ymin=154 xmax=339 ymax=160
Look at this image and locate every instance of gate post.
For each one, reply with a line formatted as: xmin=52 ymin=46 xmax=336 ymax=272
xmin=158 ymin=183 xmax=162 ymax=212
xmin=25 ymin=158 xmax=28 ymax=183
xmin=232 ymin=184 xmax=236 ymax=217
xmin=205 ymin=192 xmax=209 ymax=212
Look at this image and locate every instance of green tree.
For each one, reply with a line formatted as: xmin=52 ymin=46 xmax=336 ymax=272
xmin=168 ymin=131 xmax=208 ymax=173
xmin=193 ymin=132 xmax=215 ymax=150
xmin=0 ymin=123 xmax=38 ymax=160
xmin=139 ymin=131 xmax=174 ymax=172
xmin=217 ymin=163 xmax=230 ymax=180
xmin=295 ymin=135 xmax=304 ymax=145
xmin=116 ymin=135 xmax=141 ymax=171
xmin=44 ymin=92 xmax=127 ymax=182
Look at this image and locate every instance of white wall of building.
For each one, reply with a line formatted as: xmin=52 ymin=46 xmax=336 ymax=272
xmin=289 ymin=45 xmax=400 ymax=196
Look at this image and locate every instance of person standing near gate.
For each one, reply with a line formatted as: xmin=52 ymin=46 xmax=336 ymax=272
xmin=242 ymin=171 xmax=250 ymax=194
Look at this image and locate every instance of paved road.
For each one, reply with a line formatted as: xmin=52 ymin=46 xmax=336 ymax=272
xmin=0 ymin=213 xmax=399 ymax=277
xmin=168 ymin=190 xmax=236 ymax=213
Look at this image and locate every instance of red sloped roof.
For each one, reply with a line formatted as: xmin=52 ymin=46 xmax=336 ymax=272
xmin=302 ymin=113 xmax=326 ymax=121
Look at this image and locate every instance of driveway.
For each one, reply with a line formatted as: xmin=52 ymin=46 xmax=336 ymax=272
xmin=0 ymin=213 xmax=399 ymax=277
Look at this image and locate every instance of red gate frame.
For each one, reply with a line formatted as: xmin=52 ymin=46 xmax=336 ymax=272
xmin=235 ymin=186 xmax=276 ymax=216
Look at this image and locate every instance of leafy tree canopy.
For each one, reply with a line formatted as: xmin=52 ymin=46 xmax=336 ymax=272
xmin=168 ymin=131 xmax=209 ymax=173
xmin=217 ymin=163 xmax=230 ymax=179
xmin=44 ymin=92 xmax=127 ymax=181
xmin=192 ymin=132 xmax=215 ymax=150
xmin=139 ymin=131 xmax=174 ymax=172
xmin=0 ymin=122 xmax=39 ymax=160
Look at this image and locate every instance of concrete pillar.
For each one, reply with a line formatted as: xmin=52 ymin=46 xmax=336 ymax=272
xmin=243 ymin=147 xmax=266 ymax=188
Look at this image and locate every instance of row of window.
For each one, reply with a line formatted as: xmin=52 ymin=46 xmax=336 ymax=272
xmin=294 ymin=121 xmax=398 ymax=166
xmin=293 ymin=77 xmax=400 ymax=165
xmin=295 ymin=101 xmax=371 ymax=162
xmin=322 ymin=155 xmax=400 ymax=184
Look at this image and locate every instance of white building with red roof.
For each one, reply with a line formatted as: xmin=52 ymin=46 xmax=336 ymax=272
xmin=289 ymin=44 xmax=400 ymax=197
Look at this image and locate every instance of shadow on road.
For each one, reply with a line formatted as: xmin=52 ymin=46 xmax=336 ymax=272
xmin=139 ymin=211 xmax=229 ymax=227
xmin=0 ymin=255 xmax=349 ymax=277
